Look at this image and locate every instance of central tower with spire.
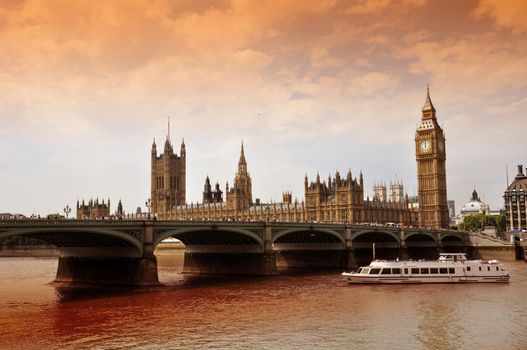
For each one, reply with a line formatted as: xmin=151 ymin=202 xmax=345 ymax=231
xmin=227 ymin=142 xmax=253 ymax=210
xmin=415 ymin=86 xmax=449 ymax=229
xmin=151 ymin=118 xmax=186 ymax=218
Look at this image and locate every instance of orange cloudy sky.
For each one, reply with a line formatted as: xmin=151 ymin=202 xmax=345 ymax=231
xmin=1 ymin=0 xmax=526 ymax=214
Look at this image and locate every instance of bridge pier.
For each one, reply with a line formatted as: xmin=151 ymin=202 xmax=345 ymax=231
xmin=55 ymin=256 xmax=159 ymax=287
xmin=182 ymin=252 xmax=278 ymax=275
xmin=54 ymin=221 xmax=160 ymax=287
xmin=399 ymin=247 xmax=409 ymax=260
xmin=180 ymin=223 xmax=278 ymax=275
xmin=343 ymin=249 xmax=358 ymax=270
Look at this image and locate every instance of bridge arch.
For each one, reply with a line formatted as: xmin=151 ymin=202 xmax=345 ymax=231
xmin=441 ymin=234 xmax=465 ymax=242
xmin=405 ymin=231 xmax=438 ymax=242
xmin=351 ymin=230 xmax=400 ymax=264
xmin=441 ymin=234 xmax=466 ymax=252
xmin=0 ymin=227 xmax=144 ymax=256
xmin=272 ymin=228 xmax=345 ymax=245
xmin=153 ymin=227 xmax=264 ymax=249
xmin=351 ymin=230 xmax=401 ymax=244
xmin=404 ymin=232 xmax=439 ymax=259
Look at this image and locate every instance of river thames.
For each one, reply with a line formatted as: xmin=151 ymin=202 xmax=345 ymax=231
xmin=0 ymin=251 xmax=526 ymax=349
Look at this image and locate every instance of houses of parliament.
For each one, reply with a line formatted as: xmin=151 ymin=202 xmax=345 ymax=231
xmin=150 ymin=87 xmax=450 ymax=229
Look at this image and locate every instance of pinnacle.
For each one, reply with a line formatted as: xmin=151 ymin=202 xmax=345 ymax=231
xmin=422 ymin=84 xmax=436 ymax=113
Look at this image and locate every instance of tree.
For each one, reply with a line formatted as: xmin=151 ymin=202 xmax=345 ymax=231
xmin=461 ymin=214 xmax=487 ymax=232
xmin=492 ymin=213 xmax=506 ymax=233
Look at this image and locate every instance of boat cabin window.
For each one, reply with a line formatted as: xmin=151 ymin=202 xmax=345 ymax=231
xmin=360 ymin=268 xmax=370 ymax=275
xmin=479 ymin=266 xmax=482 ymax=271
xmin=440 ymin=268 xmax=448 ymax=274
xmin=411 ymin=268 xmax=419 ymax=274
xmin=487 ymin=266 xmax=490 ymax=271
xmin=467 ymin=267 xmax=471 ymax=272
xmin=448 ymin=268 xmax=455 ymax=274
xmin=392 ymin=268 xmax=401 ymax=274
xmin=381 ymin=269 xmax=392 ymax=275
xmin=430 ymin=268 xmax=438 ymax=274
xmin=404 ymin=268 xmax=408 ymax=274
xmin=496 ymin=266 xmax=499 ymax=271
xmin=420 ymin=268 xmax=429 ymax=274
xmin=369 ymin=268 xmax=381 ymax=274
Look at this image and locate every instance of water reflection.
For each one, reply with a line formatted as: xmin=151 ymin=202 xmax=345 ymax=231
xmin=416 ymin=293 xmax=465 ymax=349
xmin=0 ymin=256 xmax=526 ymax=349
xmin=54 ymin=286 xmax=140 ymax=303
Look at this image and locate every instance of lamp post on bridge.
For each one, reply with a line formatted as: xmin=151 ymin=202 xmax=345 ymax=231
xmin=145 ymin=198 xmax=152 ymax=219
xmin=63 ymin=205 xmax=71 ymax=219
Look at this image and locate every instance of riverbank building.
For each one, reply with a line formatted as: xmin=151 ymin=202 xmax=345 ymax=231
xmin=504 ymin=165 xmax=527 ymax=231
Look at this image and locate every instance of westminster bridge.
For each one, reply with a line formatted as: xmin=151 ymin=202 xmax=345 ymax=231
xmin=0 ymin=220 xmax=469 ymax=286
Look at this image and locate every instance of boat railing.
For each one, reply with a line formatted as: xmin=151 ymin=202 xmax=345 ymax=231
xmin=372 ymin=258 xmax=453 ymax=263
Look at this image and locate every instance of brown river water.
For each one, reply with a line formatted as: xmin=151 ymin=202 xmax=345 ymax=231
xmin=0 ymin=251 xmax=526 ymax=350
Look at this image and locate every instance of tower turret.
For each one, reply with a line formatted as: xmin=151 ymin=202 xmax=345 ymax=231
xmin=180 ymin=138 xmax=186 ymax=158
xmin=203 ymin=176 xmax=212 ymax=203
xmin=151 ymin=138 xmax=157 ymax=157
xmin=117 ymin=199 xmax=124 ymax=217
xmin=238 ymin=141 xmax=247 ymax=174
xmin=359 ymin=171 xmax=364 ymax=189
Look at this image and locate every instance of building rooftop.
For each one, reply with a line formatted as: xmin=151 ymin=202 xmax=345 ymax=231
xmin=506 ymin=165 xmax=527 ymax=193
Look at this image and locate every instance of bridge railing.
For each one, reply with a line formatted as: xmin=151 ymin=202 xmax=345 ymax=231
xmin=0 ymin=219 xmax=468 ymax=236
xmin=0 ymin=219 xmax=144 ymax=226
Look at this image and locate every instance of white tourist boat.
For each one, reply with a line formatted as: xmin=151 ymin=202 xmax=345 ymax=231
xmin=342 ymin=253 xmax=510 ymax=284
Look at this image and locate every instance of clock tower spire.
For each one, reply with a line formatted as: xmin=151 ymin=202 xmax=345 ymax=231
xmin=415 ymin=85 xmax=449 ymax=229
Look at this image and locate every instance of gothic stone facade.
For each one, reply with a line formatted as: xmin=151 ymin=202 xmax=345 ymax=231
xmin=159 ymin=144 xmax=417 ymax=225
xmin=76 ymin=198 xmax=110 ymax=219
xmin=153 ymin=87 xmax=446 ymax=227
xmin=151 ymin=136 xmax=186 ymax=216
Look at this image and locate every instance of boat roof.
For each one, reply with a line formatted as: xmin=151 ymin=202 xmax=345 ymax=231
xmin=364 ymin=258 xmax=502 ymax=268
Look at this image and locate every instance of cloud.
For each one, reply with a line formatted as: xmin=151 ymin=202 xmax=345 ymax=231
xmin=345 ymin=0 xmax=427 ymax=15
xmin=289 ymin=91 xmax=311 ymax=100
xmin=474 ymin=0 xmax=527 ymax=33
xmin=488 ymin=97 xmax=527 ymax=114
xmin=397 ymin=35 xmax=527 ymax=105
xmin=0 ymin=0 xmax=526 ymax=214
xmin=345 ymin=0 xmax=392 ymax=15
xmin=350 ymin=72 xmax=399 ymax=96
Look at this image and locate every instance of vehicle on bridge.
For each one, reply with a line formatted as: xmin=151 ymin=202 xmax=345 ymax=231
xmin=342 ymin=253 xmax=510 ymax=284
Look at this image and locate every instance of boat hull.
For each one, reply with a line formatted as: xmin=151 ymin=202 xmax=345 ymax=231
xmin=342 ymin=273 xmax=510 ymax=284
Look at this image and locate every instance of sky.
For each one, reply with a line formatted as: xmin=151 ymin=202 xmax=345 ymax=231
xmin=1 ymin=0 xmax=526 ymax=216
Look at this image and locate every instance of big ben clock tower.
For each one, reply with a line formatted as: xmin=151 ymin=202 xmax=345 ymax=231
xmin=415 ymin=86 xmax=449 ymax=229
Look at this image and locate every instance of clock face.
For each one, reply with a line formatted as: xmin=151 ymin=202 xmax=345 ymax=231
xmin=419 ymin=139 xmax=431 ymax=152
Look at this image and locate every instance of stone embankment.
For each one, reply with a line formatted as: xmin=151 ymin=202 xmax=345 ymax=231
xmin=468 ymin=233 xmax=516 ymax=261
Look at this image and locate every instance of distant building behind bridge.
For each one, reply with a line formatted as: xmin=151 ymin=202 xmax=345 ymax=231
xmin=151 ymin=87 xmax=450 ymax=229
xmin=504 ymin=164 xmax=527 ymax=232
xmin=76 ymin=199 xmax=125 ymax=219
